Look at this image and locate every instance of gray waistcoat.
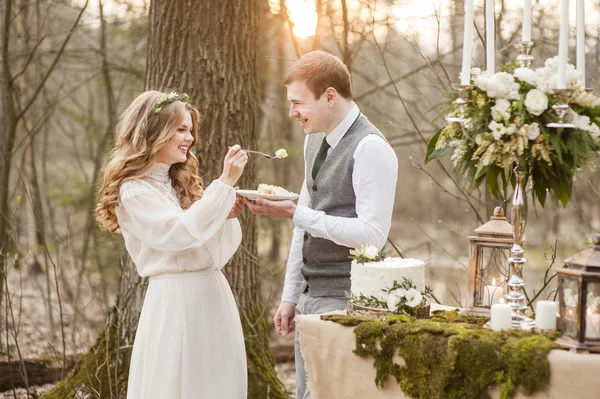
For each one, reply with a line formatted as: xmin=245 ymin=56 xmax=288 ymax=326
xmin=301 ymin=115 xmax=386 ymax=297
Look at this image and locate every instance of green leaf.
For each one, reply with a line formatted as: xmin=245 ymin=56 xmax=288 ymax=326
xmin=425 ymin=128 xmax=452 ymax=164
xmin=474 ymin=165 xmax=487 ymax=180
xmin=533 ymin=181 xmax=547 ymax=208
xmin=486 ymin=167 xmax=501 ymax=198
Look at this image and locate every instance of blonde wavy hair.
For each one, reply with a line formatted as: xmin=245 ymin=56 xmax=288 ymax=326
xmin=96 ymin=90 xmax=204 ymax=233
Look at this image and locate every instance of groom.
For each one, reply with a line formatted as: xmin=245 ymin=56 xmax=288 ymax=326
xmin=245 ymin=51 xmax=398 ymax=398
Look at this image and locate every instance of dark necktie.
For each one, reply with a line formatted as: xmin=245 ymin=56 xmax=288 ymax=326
xmin=311 ymin=137 xmax=331 ymax=180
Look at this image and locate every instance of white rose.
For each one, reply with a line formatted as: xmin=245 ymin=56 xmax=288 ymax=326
xmin=544 ymin=56 xmax=560 ymax=71
xmin=508 ymin=88 xmax=520 ymax=100
xmin=405 ymin=288 xmax=423 ymax=308
xmin=489 ymin=121 xmax=507 ymax=141
xmin=527 ymin=123 xmax=541 ymax=141
xmin=475 ymin=72 xmax=491 ymax=91
xmin=364 ymin=245 xmax=379 ymax=260
xmin=485 ymin=72 xmax=516 ymax=99
xmin=514 ymin=67 xmax=538 ymax=85
xmin=524 ymin=89 xmax=548 ymax=116
xmin=387 ymin=293 xmax=401 ymax=312
xmin=491 ymin=99 xmax=511 ymax=121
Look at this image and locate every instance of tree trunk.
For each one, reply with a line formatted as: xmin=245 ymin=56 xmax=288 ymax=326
xmin=147 ymin=1 xmax=286 ymax=396
xmin=45 ymin=1 xmax=287 ymax=398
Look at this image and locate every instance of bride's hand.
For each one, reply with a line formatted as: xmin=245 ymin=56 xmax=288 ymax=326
xmin=227 ymin=189 xmax=244 ymax=219
xmin=219 ymin=145 xmax=248 ymax=186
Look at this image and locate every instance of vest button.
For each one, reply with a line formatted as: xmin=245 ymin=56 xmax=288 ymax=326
xmin=302 ymin=257 xmax=307 ymax=264
xmin=312 ymin=184 xmax=317 ymax=191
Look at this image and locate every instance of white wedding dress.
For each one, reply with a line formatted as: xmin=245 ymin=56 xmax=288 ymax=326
xmin=116 ymin=163 xmax=247 ymax=399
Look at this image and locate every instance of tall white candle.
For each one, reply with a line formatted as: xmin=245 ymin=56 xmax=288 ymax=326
xmin=535 ymin=301 xmax=557 ymax=331
xmin=557 ymin=0 xmax=570 ymax=89
xmin=491 ymin=303 xmax=512 ymax=331
xmin=522 ymin=0 xmax=532 ymax=42
xmin=461 ymin=0 xmax=475 ymax=85
xmin=486 ymin=0 xmax=495 ymax=74
xmin=576 ymin=0 xmax=585 ymax=84
xmin=482 ymin=278 xmax=502 ymax=306
xmin=585 ymin=308 xmax=600 ymax=339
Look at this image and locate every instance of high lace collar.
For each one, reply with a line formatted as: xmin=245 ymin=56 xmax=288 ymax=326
xmin=147 ymin=163 xmax=171 ymax=184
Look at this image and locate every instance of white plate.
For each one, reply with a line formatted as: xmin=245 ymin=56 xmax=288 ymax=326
xmin=236 ymin=189 xmax=299 ymax=201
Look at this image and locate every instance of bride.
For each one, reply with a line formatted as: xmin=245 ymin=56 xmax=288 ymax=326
xmin=96 ymin=91 xmax=248 ymax=398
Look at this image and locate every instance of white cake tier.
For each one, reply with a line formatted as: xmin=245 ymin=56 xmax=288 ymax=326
xmin=350 ymin=257 xmax=425 ymax=301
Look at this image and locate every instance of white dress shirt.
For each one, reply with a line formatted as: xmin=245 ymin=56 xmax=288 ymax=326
xmin=281 ymin=104 xmax=398 ymax=303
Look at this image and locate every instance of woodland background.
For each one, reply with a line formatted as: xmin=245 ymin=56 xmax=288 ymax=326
xmin=1 ymin=0 xmax=599 ymax=397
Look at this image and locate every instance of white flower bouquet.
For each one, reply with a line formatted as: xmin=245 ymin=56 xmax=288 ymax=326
xmin=426 ymin=57 xmax=600 ymax=207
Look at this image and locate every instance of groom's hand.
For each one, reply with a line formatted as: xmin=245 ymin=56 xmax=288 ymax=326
xmin=243 ymin=198 xmax=296 ymax=219
xmin=274 ymin=301 xmax=296 ymax=336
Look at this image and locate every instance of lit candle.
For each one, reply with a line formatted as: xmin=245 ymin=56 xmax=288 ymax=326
xmin=486 ymin=0 xmax=495 ymax=74
xmin=491 ymin=303 xmax=512 ymax=331
xmin=557 ymin=0 xmax=570 ymax=89
xmin=461 ymin=0 xmax=475 ymax=85
xmin=535 ymin=301 xmax=557 ymax=331
xmin=576 ymin=0 xmax=585 ymax=84
xmin=585 ymin=308 xmax=600 ymax=339
xmin=483 ymin=278 xmax=502 ymax=306
xmin=522 ymin=0 xmax=532 ymax=42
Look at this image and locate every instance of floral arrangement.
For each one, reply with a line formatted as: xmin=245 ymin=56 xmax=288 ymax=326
xmin=346 ymin=277 xmax=432 ymax=315
xmin=425 ymin=57 xmax=600 ymax=207
xmin=150 ymin=91 xmax=190 ymax=117
xmin=349 ymin=244 xmax=388 ymax=264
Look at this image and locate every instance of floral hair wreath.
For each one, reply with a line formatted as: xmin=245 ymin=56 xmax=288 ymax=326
xmin=150 ymin=91 xmax=190 ymax=117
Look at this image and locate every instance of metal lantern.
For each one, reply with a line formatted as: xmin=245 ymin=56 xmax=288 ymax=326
xmin=467 ymin=206 xmax=514 ymax=313
xmin=556 ymin=234 xmax=600 ymax=353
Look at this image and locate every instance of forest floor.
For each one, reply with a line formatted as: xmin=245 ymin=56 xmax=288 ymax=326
xmin=0 ymin=263 xmax=297 ymax=398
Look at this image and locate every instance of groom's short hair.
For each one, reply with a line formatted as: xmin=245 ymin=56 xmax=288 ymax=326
xmin=284 ymin=51 xmax=353 ymax=100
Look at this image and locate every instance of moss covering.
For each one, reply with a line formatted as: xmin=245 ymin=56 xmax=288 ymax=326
xmin=322 ymin=310 xmax=561 ymax=399
xmin=242 ymin=307 xmax=288 ymax=399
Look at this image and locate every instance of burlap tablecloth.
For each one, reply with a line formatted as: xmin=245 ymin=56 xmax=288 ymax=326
xmin=296 ymin=308 xmax=600 ymax=399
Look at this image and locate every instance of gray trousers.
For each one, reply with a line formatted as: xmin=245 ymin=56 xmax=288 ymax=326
xmin=295 ymin=291 xmax=348 ymax=399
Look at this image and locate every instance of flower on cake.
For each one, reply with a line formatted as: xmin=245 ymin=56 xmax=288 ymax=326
xmin=349 ymin=244 xmax=388 ymax=264
xmin=386 ymin=287 xmax=423 ymax=312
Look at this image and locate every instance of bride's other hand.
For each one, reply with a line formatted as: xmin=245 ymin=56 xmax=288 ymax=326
xmin=227 ymin=188 xmax=244 ymax=219
xmin=219 ymin=145 xmax=248 ymax=186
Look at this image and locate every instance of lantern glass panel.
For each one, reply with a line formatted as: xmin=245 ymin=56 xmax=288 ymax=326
xmin=560 ymin=277 xmax=579 ymax=338
xmin=476 ymin=247 xmax=509 ymax=307
xmin=585 ymin=282 xmax=600 ymax=340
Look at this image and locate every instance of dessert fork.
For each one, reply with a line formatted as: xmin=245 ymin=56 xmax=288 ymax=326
xmin=243 ymin=149 xmax=277 ymax=159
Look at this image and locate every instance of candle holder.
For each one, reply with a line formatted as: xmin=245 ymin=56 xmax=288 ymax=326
xmin=547 ymin=88 xmax=576 ymax=129
xmin=446 ymin=84 xmax=471 ymax=126
xmin=515 ymin=41 xmax=534 ymax=68
xmin=506 ymin=167 xmax=535 ymax=330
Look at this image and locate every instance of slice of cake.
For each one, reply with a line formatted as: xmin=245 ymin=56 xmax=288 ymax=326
xmin=257 ymin=183 xmax=293 ymax=195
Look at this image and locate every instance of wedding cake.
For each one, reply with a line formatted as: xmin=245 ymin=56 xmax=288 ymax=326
xmin=350 ymin=257 xmax=425 ymax=301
